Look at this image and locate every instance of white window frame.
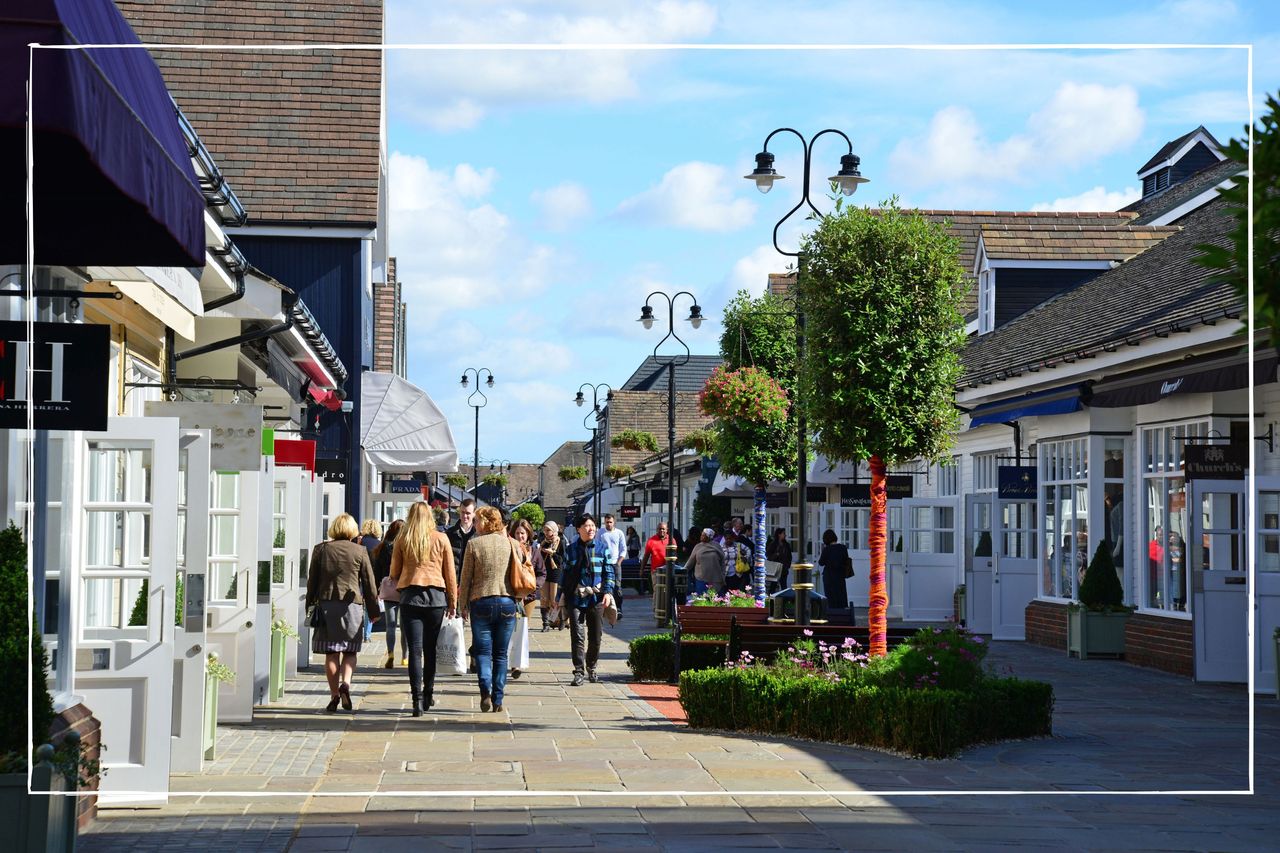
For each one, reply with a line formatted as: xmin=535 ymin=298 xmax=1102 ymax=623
xmin=1038 ymin=437 xmax=1089 ymax=601
xmin=1138 ymin=419 xmax=1208 ymax=617
xmin=208 ymin=471 xmax=241 ymax=604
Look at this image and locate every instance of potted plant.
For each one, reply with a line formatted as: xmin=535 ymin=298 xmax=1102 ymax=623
xmin=442 ymin=473 xmax=469 ymax=490
xmin=604 ymin=464 xmax=634 ymax=480
xmin=953 ymin=583 xmax=967 ymax=627
xmin=481 ymin=473 xmax=509 ymax=489
xmin=679 ymin=428 xmax=716 ymax=456
xmin=558 ymin=465 xmax=587 ymax=482
xmin=1067 ymin=542 xmax=1133 ymax=659
xmin=268 ymin=605 xmax=298 ymax=702
xmin=204 ymin=653 xmax=235 ymax=760
xmin=611 ymin=429 xmax=659 ymax=453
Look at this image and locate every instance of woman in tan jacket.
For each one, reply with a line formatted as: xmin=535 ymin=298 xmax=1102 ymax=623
xmin=390 ymin=501 xmax=457 ymax=717
xmin=459 ymin=506 xmax=521 ymax=713
xmin=306 ymin=512 xmax=381 ymax=713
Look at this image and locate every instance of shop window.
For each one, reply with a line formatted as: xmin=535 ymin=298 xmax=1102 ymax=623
xmin=1102 ymin=438 xmax=1129 ymax=602
xmin=1260 ymin=491 xmax=1280 ymax=573
xmin=1140 ymin=420 xmax=1207 ymax=612
xmin=931 ymin=456 xmax=959 ymax=497
xmin=209 ymin=471 xmax=241 ymax=603
xmin=974 ymin=450 xmax=1010 ymax=493
xmin=1039 ymin=438 xmax=1088 ymax=599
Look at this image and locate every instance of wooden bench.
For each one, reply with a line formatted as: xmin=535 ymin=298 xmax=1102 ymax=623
xmin=727 ymin=623 xmax=917 ymax=665
xmin=672 ymin=605 xmax=771 ymax=668
xmin=619 ymin=558 xmax=649 ymax=595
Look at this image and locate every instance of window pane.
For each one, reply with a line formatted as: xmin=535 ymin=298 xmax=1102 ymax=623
xmin=212 ymin=473 xmax=239 ymax=509
xmin=82 ymin=577 xmax=147 ymax=628
xmin=1169 ymin=477 xmax=1188 ymax=610
xmin=210 ymin=515 xmax=237 ymax=557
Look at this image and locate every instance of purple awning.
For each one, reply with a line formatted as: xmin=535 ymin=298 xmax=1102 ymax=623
xmin=0 ymin=0 xmax=205 ymax=267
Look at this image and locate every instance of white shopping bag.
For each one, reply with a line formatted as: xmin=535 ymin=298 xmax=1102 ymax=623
xmin=436 ymin=615 xmax=468 ymax=675
xmin=508 ymin=613 xmax=531 ymax=671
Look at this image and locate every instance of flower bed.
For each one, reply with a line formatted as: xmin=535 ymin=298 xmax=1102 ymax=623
xmin=628 ymin=632 xmax=727 ymax=682
xmin=678 ymin=626 xmax=1053 ymax=758
xmin=687 ymin=589 xmax=764 ymax=608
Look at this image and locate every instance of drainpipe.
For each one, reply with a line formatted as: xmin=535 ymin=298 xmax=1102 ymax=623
xmin=175 ymin=290 xmax=299 ymax=365
xmin=1005 ymin=420 xmax=1024 ymax=463
xmin=203 ymin=242 xmax=248 ymax=312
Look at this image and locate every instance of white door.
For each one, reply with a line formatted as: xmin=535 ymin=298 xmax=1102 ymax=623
xmin=1190 ymin=478 xmax=1247 ymax=683
xmin=903 ymin=498 xmax=960 ymax=622
xmin=993 ymin=497 xmax=1039 ymax=640
xmin=171 ymin=429 xmax=210 ymax=773
xmin=74 ymin=416 xmax=179 ymax=804
xmin=204 ymin=467 xmax=261 ymax=723
xmin=1255 ymin=477 xmax=1280 ymax=695
xmin=764 ymin=506 xmax=798 ymax=587
xmin=886 ymin=503 xmax=906 ymax=620
xmin=271 ymin=467 xmax=306 ymax=679
xmin=965 ymin=494 xmax=993 ymax=634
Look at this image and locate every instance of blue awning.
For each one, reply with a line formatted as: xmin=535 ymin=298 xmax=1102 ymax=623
xmin=0 ymin=0 xmax=205 ymax=266
xmin=967 ymin=383 xmax=1088 ymax=428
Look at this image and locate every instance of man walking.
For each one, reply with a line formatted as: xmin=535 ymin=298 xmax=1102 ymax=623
xmin=599 ymin=513 xmax=627 ymax=619
xmin=446 ymin=499 xmax=477 ymax=583
xmin=640 ymin=521 xmax=670 ymax=596
xmin=560 ymin=514 xmax=616 ymax=686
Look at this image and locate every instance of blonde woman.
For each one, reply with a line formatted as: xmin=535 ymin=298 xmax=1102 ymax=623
xmin=459 ymin=506 xmax=522 ymax=713
xmin=390 ymin=501 xmax=457 ymax=717
xmin=306 ymin=512 xmax=380 ymax=713
xmin=535 ymin=521 xmax=565 ymax=631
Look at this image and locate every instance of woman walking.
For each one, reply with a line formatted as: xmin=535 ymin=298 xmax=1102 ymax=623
xmin=684 ymin=528 xmax=725 ymax=597
xmin=306 ymin=512 xmax=381 ymax=713
xmin=507 ymin=517 xmax=539 ymax=678
xmin=765 ymin=527 xmax=793 ymax=594
xmin=389 ymin=501 xmax=457 ymax=717
xmin=536 ymin=521 xmax=565 ymax=631
xmin=372 ymin=519 xmax=407 ymax=668
xmin=817 ymin=528 xmax=851 ymax=610
xmin=459 ymin=506 xmax=522 ymax=713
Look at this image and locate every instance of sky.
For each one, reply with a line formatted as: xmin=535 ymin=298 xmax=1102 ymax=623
xmin=382 ymin=0 xmax=1278 ymax=467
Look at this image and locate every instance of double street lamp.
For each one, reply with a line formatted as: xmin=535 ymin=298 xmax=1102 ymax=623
xmin=744 ymin=127 xmax=867 ymax=625
xmin=574 ymin=382 xmax=613 ymax=519
xmin=639 ymin=290 xmax=702 ymax=637
xmin=460 ymin=367 xmax=495 ymax=493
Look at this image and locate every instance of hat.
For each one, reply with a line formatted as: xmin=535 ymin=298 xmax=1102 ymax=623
xmin=702 ymin=527 xmax=715 ymax=539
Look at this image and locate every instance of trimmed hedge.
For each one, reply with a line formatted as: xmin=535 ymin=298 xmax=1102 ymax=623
xmin=679 ymin=666 xmax=1053 ymax=759
xmin=628 ymin=632 xmax=728 ymax=682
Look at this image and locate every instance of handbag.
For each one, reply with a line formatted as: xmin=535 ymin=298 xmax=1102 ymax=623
xmin=844 ymin=555 xmax=855 ymax=579
xmin=508 ymin=543 xmax=538 ymax=600
xmin=378 ymin=575 xmax=400 ymax=603
xmin=308 ymin=605 xmax=323 ymax=628
xmin=763 ymin=559 xmax=784 ymax=581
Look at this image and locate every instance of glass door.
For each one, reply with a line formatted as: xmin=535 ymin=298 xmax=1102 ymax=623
xmin=902 ymin=498 xmax=960 ymax=622
xmin=964 ymin=494 xmax=993 ymax=633
xmin=171 ymin=429 xmax=210 ymax=773
xmin=1190 ymin=478 xmax=1247 ymax=683
xmin=993 ymin=498 xmax=1038 ymax=640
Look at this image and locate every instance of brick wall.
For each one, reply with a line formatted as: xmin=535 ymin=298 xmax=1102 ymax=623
xmin=48 ymin=703 xmax=100 ymax=830
xmin=1125 ymin=613 xmax=1194 ymax=678
xmin=1025 ymin=599 xmax=1069 ymax=650
xmin=372 ymin=279 xmax=401 ymax=375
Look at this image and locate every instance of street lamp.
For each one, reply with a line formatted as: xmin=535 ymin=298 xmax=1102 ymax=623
xmin=638 ymin=290 xmax=701 ymax=645
xmin=460 ymin=367 xmax=495 ymax=492
xmin=745 ymin=127 xmax=867 ymax=626
xmin=574 ymin=383 xmax=613 ymax=519
xmin=488 ymin=458 xmax=512 ymax=506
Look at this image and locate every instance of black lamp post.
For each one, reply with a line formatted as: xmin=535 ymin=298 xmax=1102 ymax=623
xmin=488 ymin=459 xmax=512 ymax=506
xmin=460 ymin=368 xmax=495 ymax=493
xmin=745 ymin=127 xmax=867 ymax=626
xmin=574 ymin=383 xmax=613 ymax=519
xmin=639 ymin=290 xmax=702 ymax=648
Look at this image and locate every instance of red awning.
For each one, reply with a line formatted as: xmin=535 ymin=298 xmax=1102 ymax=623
xmin=275 ymin=439 xmax=316 ymax=474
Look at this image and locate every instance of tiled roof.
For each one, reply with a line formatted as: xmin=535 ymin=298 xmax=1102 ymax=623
xmin=1125 ymin=159 xmax=1243 ymax=225
xmin=1137 ymin=125 xmax=1221 ymax=174
xmin=116 ymin=1 xmax=382 ymax=225
xmin=960 ymin=196 xmax=1240 ymax=387
xmin=538 ymin=441 xmax=592 ymax=511
xmin=620 ymin=355 xmax=723 ymax=393
xmin=979 ymin=224 xmax=1178 ymax=263
xmin=602 ymin=390 xmax=713 ymax=470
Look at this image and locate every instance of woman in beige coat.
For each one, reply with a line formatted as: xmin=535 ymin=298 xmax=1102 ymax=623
xmin=390 ymin=501 xmax=457 ymax=717
xmin=458 ymin=507 xmax=522 ymax=713
xmin=306 ymin=512 xmax=381 ymax=713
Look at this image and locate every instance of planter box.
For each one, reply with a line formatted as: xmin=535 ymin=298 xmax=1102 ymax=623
xmin=269 ymin=632 xmax=286 ymax=702
xmin=1067 ymin=608 xmax=1129 ymax=659
xmin=0 ymin=760 xmax=77 ymax=852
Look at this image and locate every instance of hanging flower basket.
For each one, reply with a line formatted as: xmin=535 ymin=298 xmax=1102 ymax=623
xmin=612 ymin=429 xmax=659 ymax=453
xmin=481 ymin=474 xmax=509 ymax=489
xmin=679 ymin=428 xmax=715 ymax=455
xmin=558 ymin=466 xmax=588 ymax=482
xmin=699 ymin=365 xmax=789 ymax=425
xmin=442 ymin=473 xmax=469 ymax=489
xmin=605 ymin=464 xmax=634 ymax=480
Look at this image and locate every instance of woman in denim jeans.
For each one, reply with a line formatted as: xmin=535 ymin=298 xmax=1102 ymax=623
xmin=458 ymin=506 xmax=523 ymax=713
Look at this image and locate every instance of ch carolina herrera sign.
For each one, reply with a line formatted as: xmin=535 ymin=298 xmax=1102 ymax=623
xmin=0 ymin=321 xmax=110 ymax=431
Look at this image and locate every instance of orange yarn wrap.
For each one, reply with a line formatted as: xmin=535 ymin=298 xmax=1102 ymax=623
xmin=867 ymin=455 xmax=888 ymax=658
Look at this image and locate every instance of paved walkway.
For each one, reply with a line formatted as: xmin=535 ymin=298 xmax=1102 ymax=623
xmin=82 ymin=593 xmax=1280 ymax=851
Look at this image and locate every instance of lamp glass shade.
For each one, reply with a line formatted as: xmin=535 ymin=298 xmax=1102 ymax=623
xmin=641 ymin=316 xmax=655 ymax=329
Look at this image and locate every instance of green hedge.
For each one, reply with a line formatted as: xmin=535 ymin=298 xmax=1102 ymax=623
xmin=628 ymin=632 xmax=728 ymax=682
xmin=678 ymin=667 xmax=1053 ymax=758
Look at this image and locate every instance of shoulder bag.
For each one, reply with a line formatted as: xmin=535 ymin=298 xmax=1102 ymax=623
xmin=507 ymin=541 xmax=538 ymax=600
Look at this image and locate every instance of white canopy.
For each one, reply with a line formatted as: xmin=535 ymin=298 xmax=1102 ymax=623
xmin=360 ymin=372 xmax=458 ymax=473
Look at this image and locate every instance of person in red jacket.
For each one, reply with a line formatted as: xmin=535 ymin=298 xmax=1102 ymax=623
xmin=641 ymin=522 xmax=671 ymax=579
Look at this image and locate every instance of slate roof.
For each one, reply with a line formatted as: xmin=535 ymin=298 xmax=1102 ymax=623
xmin=620 ymin=356 xmax=723 ymax=393
xmin=538 ymin=441 xmax=592 ymax=513
xmin=117 ymin=1 xmax=382 ymax=225
xmin=1125 ymin=158 xmax=1244 ymax=225
xmin=979 ymin=224 xmax=1178 ymax=263
xmin=1137 ymin=125 xmax=1222 ymax=175
xmin=960 ymin=196 xmax=1239 ymax=387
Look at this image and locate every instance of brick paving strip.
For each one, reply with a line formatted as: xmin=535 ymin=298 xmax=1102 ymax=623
xmin=80 ymin=591 xmax=1280 ymax=852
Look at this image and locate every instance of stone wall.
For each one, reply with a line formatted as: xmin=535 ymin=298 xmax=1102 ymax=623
xmin=48 ymin=703 xmax=100 ymax=830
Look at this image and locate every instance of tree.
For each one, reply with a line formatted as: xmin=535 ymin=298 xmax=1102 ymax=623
xmin=1195 ymin=92 xmax=1280 ymax=345
xmin=799 ymin=198 xmax=967 ymax=656
xmin=511 ymin=502 xmax=545 ymax=529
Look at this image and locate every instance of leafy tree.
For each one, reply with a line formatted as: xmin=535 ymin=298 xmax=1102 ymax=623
xmin=799 ymin=197 xmax=966 ymax=656
xmin=1195 ymin=92 xmax=1280 ymax=344
xmin=511 ymin=502 xmax=545 ymax=529
xmin=0 ymin=523 xmax=55 ymax=764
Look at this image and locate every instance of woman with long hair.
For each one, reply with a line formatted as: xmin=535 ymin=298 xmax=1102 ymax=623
xmin=459 ymin=506 xmax=522 ymax=713
xmin=390 ymin=501 xmax=457 ymax=716
xmin=535 ymin=520 xmax=565 ymax=631
xmin=306 ymin=512 xmax=380 ymax=713
xmin=372 ymin=519 xmax=406 ymax=668
xmin=507 ymin=517 xmax=538 ymax=678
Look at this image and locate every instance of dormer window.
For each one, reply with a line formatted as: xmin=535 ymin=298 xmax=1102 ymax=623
xmin=1136 ymin=126 xmax=1225 ymax=200
xmin=1142 ymin=167 xmax=1172 ymax=198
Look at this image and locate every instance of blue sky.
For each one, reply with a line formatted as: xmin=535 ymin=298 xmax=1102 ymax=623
xmin=382 ymin=0 xmax=1276 ymax=466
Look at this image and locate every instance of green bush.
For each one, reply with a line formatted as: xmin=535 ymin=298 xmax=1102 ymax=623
xmin=628 ymin=632 xmax=728 ymax=682
xmin=511 ymin=503 xmax=545 ymax=529
xmin=679 ymin=666 xmax=1053 ymax=759
xmin=1078 ymin=541 xmax=1126 ymax=611
xmin=0 ymin=523 xmax=56 ymax=767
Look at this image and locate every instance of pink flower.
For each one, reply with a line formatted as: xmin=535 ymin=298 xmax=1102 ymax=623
xmin=803 ymin=629 xmax=814 ymax=637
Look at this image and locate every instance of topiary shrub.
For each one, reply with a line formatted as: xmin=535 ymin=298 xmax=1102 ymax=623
xmin=511 ymin=502 xmax=545 ymax=529
xmin=1078 ymin=541 xmax=1126 ymax=611
xmin=0 ymin=523 xmax=55 ymax=768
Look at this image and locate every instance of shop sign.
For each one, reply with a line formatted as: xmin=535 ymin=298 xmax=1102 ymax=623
xmin=389 ymin=479 xmax=422 ymax=494
xmin=315 ymin=457 xmax=348 ymax=484
xmin=997 ymin=465 xmax=1038 ymax=499
xmin=806 ymin=486 xmax=827 ymax=503
xmin=649 ymin=488 xmax=670 ymax=504
xmin=1183 ymin=444 xmax=1246 ymax=480
xmin=144 ymin=402 xmax=264 ymax=470
xmin=764 ymin=492 xmax=790 ymax=508
xmin=839 ymin=477 xmax=914 ymax=507
xmin=620 ymin=504 xmax=641 ymax=519
xmin=0 ymin=320 xmax=110 ymax=431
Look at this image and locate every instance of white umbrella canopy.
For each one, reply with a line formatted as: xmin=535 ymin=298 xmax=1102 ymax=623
xmin=360 ymin=372 xmax=458 ymax=473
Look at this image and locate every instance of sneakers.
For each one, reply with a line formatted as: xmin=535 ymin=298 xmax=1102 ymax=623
xmin=570 ymin=672 xmax=585 ymax=687
xmin=588 ymin=670 xmax=599 ymax=683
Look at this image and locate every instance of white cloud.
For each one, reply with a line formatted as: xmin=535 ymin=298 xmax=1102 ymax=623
xmin=726 ymin=245 xmax=787 ymax=299
xmin=531 ymin=182 xmax=593 ymax=231
xmin=615 ymin=162 xmax=756 ymax=231
xmin=1031 ymin=185 xmax=1141 ymax=212
xmin=889 ymin=82 xmax=1145 ymax=189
